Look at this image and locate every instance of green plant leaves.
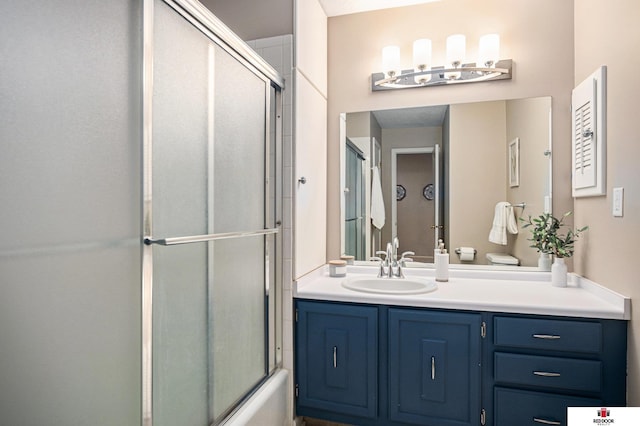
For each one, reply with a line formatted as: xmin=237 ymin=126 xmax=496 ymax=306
xmin=519 ymin=212 xmax=588 ymax=258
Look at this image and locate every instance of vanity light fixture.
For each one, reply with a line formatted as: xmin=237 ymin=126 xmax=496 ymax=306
xmin=372 ymin=33 xmax=512 ymax=91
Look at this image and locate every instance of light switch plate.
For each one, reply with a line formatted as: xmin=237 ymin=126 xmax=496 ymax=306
xmin=613 ymin=187 xmax=624 ymax=217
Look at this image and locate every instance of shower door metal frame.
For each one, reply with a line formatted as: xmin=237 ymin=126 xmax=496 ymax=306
xmin=141 ymin=0 xmax=285 ymax=424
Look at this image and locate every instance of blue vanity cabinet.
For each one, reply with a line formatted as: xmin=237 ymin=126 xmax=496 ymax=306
xmin=295 ymin=299 xmax=627 ymax=426
xmin=295 ymin=300 xmax=378 ymax=420
xmin=388 ymin=309 xmax=482 ymax=426
xmin=489 ymin=315 xmax=627 ymax=426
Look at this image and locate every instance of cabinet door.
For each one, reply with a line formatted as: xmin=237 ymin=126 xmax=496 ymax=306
xmin=296 ymin=301 xmax=378 ymax=419
xmin=389 ymin=309 xmax=481 ymax=426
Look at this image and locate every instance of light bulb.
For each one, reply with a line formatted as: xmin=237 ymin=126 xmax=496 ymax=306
xmin=446 ymin=34 xmax=465 ymax=79
xmin=382 ymin=45 xmax=401 ymax=79
xmin=446 ymin=34 xmax=466 ymax=67
xmin=479 ymin=34 xmax=500 ymax=67
xmin=413 ymin=39 xmax=432 ymax=83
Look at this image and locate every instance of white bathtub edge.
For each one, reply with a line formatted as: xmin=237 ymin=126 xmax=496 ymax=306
xmin=224 ymin=369 xmax=289 ymax=426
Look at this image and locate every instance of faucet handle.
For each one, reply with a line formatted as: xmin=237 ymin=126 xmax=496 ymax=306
xmin=399 ymin=251 xmax=415 ymax=268
xmin=370 ymin=256 xmax=387 ymax=278
xmin=375 ymin=250 xmax=387 ymax=259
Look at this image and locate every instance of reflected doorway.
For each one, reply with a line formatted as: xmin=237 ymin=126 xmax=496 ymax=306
xmin=392 ymin=146 xmax=442 ymax=263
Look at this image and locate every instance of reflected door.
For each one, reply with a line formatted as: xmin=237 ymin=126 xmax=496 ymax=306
xmin=396 ymin=153 xmax=433 ymax=261
xmin=393 ymin=145 xmax=442 ymax=263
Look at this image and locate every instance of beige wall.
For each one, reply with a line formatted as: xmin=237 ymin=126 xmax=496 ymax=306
xmin=574 ymin=0 xmax=640 ymax=405
xmin=327 ymin=0 xmax=575 ymax=260
xmin=506 ymin=97 xmax=552 ymax=266
xmin=449 ymin=101 xmax=506 ymax=263
xmin=345 ymin=111 xmax=370 ymax=138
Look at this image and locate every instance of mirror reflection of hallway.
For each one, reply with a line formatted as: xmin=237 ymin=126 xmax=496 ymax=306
xmin=392 ymin=146 xmax=442 ymax=263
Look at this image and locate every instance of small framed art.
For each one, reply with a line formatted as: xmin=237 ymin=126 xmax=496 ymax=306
xmin=509 ymin=138 xmax=520 ymax=187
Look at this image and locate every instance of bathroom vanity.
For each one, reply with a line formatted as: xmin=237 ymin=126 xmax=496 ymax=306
xmin=294 ymin=266 xmax=629 ymax=426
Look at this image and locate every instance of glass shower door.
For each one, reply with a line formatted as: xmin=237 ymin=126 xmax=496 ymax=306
xmin=345 ymin=141 xmax=366 ymax=260
xmin=145 ymin=1 xmax=281 ymax=424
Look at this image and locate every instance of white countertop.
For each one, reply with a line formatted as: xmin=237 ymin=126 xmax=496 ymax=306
xmin=294 ymin=265 xmax=631 ymax=320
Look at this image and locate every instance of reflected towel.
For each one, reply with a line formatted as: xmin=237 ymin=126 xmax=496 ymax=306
xmin=371 ymin=166 xmax=385 ymax=229
xmin=488 ymin=202 xmax=518 ymax=245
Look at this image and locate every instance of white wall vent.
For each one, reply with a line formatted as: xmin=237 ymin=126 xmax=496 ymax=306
xmin=572 ymin=66 xmax=606 ymax=197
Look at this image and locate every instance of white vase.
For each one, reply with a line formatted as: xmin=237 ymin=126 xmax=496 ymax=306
xmin=538 ymin=253 xmax=552 ymax=271
xmin=551 ymin=257 xmax=567 ymax=287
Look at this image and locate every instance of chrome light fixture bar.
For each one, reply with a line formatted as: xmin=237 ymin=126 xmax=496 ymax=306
xmin=372 ymin=33 xmax=512 ymax=91
xmin=372 ymin=59 xmax=512 ymax=91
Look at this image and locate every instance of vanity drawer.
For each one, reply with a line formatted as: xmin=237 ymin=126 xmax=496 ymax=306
xmin=494 ymin=316 xmax=602 ymax=354
xmin=494 ymin=387 xmax=600 ymax=426
xmin=494 ymin=352 xmax=602 ymax=393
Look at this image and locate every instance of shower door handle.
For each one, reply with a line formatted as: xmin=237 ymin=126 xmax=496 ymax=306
xmin=144 ymin=228 xmax=279 ymax=246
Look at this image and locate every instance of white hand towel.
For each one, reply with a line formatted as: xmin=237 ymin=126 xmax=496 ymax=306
xmin=370 ymin=166 xmax=385 ymax=230
xmin=489 ymin=201 xmax=511 ymax=245
xmin=506 ymin=205 xmax=519 ymax=235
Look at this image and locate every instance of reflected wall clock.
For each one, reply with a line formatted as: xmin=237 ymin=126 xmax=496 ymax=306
xmin=423 ymin=183 xmax=434 ymax=200
xmin=396 ymin=184 xmax=406 ymax=201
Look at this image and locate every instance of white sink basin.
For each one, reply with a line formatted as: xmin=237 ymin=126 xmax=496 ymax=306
xmin=341 ymin=276 xmax=438 ymax=295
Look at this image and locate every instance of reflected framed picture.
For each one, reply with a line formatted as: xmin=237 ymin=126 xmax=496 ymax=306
xmin=509 ymin=138 xmax=520 ymax=187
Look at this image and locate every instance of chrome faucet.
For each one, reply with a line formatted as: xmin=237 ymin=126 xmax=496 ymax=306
xmin=369 ymin=238 xmax=414 ymax=279
xmin=370 ymin=243 xmax=395 ymax=278
xmin=386 ymin=242 xmax=395 ymax=278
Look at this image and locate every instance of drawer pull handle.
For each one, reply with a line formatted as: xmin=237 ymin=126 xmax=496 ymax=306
xmin=333 ymin=346 xmax=337 ymax=368
xmin=533 ymin=334 xmax=561 ymax=340
xmin=533 ymin=371 xmax=561 ymax=377
xmin=533 ymin=417 xmax=561 ymax=425
xmin=431 ymin=356 xmax=436 ymax=380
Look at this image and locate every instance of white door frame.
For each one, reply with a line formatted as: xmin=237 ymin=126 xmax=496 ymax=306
xmin=390 ymin=145 xmax=440 ymax=247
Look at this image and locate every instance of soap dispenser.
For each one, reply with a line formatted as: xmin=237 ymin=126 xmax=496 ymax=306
xmin=434 ymin=240 xmax=449 ymax=282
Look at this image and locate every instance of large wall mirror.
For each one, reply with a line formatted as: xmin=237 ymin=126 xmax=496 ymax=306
xmin=339 ymin=96 xmax=552 ymax=269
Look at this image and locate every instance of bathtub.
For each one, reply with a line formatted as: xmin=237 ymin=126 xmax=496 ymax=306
xmin=224 ymin=369 xmax=290 ymax=425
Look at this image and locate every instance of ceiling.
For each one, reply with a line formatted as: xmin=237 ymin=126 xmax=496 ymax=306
xmin=372 ymin=105 xmax=448 ymax=128
xmin=318 ymin=0 xmax=441 ymax=17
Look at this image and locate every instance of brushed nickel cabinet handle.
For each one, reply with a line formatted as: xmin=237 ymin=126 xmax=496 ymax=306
xmin=333 ymin=346 xmax=337 ymax=368
xmin=532 ymin=334 xmax=561 ymax=340
xmin=533 ymin=417 xmax=561 ymax=425
xmin=431 ymin=356 xmax=436 ymax=380
xmin=533 ymin=371 xmax=561 ymax=377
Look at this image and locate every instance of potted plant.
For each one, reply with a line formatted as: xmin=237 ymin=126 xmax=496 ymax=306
xmin=520 ymin=213 xmax=554 ymax=271
xmin=521 ymin=212 xmax=588 ymax=286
